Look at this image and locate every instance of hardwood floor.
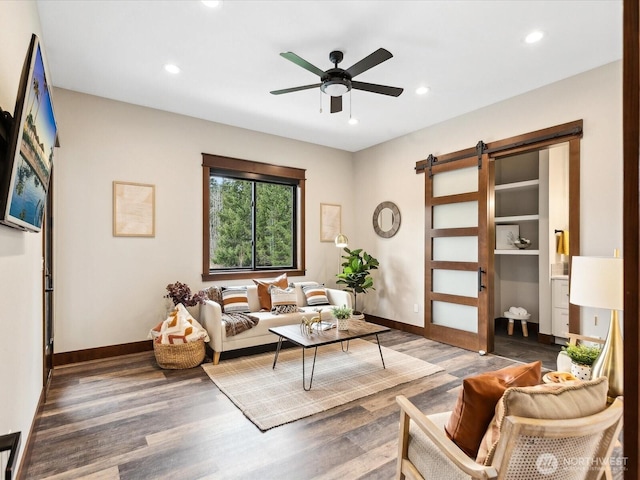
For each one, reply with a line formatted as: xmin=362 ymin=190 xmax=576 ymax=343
xmin=23 ymin=330 xmax=608 ymax=479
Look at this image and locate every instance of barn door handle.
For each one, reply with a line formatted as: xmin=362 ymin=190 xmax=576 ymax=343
xmin=478 ymin=268 xmax=486 ymax=292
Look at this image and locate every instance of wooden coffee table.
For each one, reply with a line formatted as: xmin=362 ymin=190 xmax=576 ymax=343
xmin=269 ymin=320 xmax=391 ymax=390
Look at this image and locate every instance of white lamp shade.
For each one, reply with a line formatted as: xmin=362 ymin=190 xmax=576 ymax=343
xmin=569 ymin=256 xmax=623 ymax=310
xmin=334 ymin=233 xmax=348 ymax=248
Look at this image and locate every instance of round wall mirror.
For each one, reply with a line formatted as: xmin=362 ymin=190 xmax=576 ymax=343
xmin=373 ymin=201 xmax=401 ymax=238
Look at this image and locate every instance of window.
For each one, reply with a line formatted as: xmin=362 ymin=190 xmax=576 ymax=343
xmin=202 ymin=154 xmax=306 ymax=281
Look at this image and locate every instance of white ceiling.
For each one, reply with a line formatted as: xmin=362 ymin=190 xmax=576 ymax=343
xmin=36 ymin=1 xmax=622 ymax=152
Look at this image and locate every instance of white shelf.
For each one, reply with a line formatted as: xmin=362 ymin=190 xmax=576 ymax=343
xmin=495 ymin=214 xmax=539 ymax=223
xmin=495 ymin=179 xmax=540 ymax=192
xmin=495 ymin=249 xmax=540 ymax=255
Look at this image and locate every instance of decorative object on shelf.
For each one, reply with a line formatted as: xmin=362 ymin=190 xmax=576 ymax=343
xmin=320 ymin=203 xmax=341 ymax=242
xmin=372 ymin=201 xmax=401 ymax=238
xmin=511 ymin=234 xmax=531 ymax=249
xmin=331 ymin=305 xmax=352 ymax=331
xmin=561 ymin=343 xmax=601 ymax=380
xmin=336 ymin=247 xmax=379 ymax=315
xmin=495 ymin=224 xmax=519 ymax=249
xmin=569 ymin=252 xmax=624 ymax=399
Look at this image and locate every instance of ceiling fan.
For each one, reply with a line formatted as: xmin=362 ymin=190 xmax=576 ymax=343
xmin=270 ymin=48 xmax=403 ymax=113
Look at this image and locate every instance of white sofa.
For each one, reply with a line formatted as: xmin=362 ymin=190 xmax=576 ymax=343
xmin=198 ymin=281 xmax=352 ymax=364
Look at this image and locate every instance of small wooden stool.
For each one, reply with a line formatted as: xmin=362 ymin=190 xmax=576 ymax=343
xmin=503 ymin=312 xmax=530 ymax=337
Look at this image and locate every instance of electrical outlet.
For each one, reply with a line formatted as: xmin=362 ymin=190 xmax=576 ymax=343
xmin=413 ymin=303 xmax=419 ymax=313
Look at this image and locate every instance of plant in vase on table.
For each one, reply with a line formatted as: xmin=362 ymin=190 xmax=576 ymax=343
xmin=331 ymin=305 xmax=353 ymax=331
xmin=562 ymin=343 xmax=601 ymax=380
xmin=336 ymin=247 xmax=379 ymax=316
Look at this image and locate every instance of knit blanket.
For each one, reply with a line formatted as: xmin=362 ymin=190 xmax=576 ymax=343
xmin=222 ymin=312 xmax=260 ymax=337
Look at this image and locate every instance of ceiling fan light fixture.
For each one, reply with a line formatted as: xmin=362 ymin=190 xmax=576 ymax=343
xmin=348 ymin=117 xmax=358 ymax=125
xmin=321 ymin=79 xmax=350 ymax=96
xmin=416 ymin=86 xmax=430 ymax=95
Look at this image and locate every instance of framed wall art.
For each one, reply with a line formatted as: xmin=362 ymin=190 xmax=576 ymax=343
xmin=320 ymin=203 xmax=341 ymax=242
xmin=113 ymin=181 xmax=155 ymax=237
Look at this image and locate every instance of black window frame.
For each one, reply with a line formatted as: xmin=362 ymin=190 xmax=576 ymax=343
xmin=202 ymin=153 xmax=306 ymax=281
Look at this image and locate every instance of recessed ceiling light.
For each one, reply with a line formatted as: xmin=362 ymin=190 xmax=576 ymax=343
xmin=525 ymin=30 xmax=544 ymax=44
xmin=164 ymin=64 xmax=181 ymax=74
xmin=348 ymin=117 xmax=359 ymax=125
xmin=416 ymin=86 xmax=430 ymax=95
xmin=202 ymin=0 xmax=223 ymax=8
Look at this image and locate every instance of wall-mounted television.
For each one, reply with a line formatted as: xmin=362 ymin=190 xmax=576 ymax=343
xmin=0 ymin=33 xmax=58 ymax=233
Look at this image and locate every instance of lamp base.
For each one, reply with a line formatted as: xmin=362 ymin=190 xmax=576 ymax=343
xmin=591 ymin=310 xmax=623 ymax=400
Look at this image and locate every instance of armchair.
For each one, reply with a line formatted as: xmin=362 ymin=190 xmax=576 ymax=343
xmin=396 ymin=394 xmax=623 ymax=480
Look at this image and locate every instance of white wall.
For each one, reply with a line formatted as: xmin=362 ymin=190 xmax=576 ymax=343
xmin=0 ymin=0 xmax=45 ymax=472
xmin=53 ymin=89 xmax=353 ymax=352
xmin=353 ymin=61 xmax=623 ymax=339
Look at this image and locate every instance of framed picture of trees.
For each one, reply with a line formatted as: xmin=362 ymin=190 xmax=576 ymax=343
xmin=320 ymin=203 xmax=341 ymax=242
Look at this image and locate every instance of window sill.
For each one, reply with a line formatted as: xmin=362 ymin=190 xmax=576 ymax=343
xmin=202 ymin=268 xmax=306 ymax=282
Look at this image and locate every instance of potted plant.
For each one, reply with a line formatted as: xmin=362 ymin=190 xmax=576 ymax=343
xmin=562 ymin=343 xmax=601 ymax=380
xmin=336 ymin=247 xmax=379 ymax=316
xmin=331 ymin=305 xmax=353 ymax=331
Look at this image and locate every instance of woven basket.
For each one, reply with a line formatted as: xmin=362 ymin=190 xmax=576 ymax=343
xmin=153 ymin=338 xmax=205 ymax=369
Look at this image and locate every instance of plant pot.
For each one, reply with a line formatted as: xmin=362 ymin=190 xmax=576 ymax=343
xmin=570 ymin=362 xmax=592 ymax=381
xmin=336 ymin=317 xmax=350 ymax=331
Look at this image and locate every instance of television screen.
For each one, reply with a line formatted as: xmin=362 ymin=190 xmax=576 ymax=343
xmin=0 ymin=34 xmax=58 ymax=232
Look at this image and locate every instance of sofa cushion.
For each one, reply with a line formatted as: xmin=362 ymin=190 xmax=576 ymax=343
xmin=221 ymin=286 xmax=251 ymax=313
xmin=270 ymin=287 xmax=300 ymax=314
xmin=476 ymin=376 xmax=608 ymax=465
xmin=444 ymin=361 xmax=541 ymax=459
xmin=302 ymin=284 xmax=330 ymax=306
xmin=253 ymin=273 xmax=288 ymax=311
xmin=290 ymin=281 xmax=322 ymax=307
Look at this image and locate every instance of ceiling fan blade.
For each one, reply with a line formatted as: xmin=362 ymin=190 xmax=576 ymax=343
xmin=330 ymin=96 xmax=342 ymax=113
xmin=270 ymin=83 xmax=321 ymax=95
xmin=280 ymin=52 xmax=326 ymax=77
xmin=345 ymin=48 xmax=393 ymax=78
xmin=352 ymin=81 xmax=404 ymax=97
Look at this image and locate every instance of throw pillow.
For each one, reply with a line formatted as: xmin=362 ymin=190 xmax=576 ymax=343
xmin=476 ymin=376 xmax=608 ymax=465
xmin=253 ymin=273 xmax=288 ymax=311
xmin=203 ymin=285 xmax=223 ymax=305
xmin=270 ymin=286 xmax=299 ymax=314
xmin=221 ymin=286 xmax=250 ymax=313
xmin=302 ymin=284 xmax=330 ymax=306
xmin=444 ymin=361 xmax=541 ymax=459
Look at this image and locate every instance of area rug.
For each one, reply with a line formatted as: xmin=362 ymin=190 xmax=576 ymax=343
xmin=201 ymin=339 xmax=443 ymax=431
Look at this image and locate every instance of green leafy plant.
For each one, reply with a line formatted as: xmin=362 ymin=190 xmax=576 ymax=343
xmin=336 ymin=247 xmax=379 ymax=315
xmin=331 ymin=305 xmax=353 ymax=320
xmin=562 ymin=343 xmax=601 ymax=366
xmin=165 ymin=281 xmax=207 ymax=307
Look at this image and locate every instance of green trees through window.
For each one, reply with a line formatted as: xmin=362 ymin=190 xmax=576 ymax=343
xmin=209 ymin=177 xmax=294 ymax=269
xmin=202 ymin=153 xmax=305 ymax=280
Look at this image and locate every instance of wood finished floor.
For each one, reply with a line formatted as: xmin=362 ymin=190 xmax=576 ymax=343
xmin=23 ymin=330 xmax=597 ymax=479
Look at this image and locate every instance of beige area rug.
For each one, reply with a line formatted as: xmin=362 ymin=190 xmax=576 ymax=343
xmin=202 ymin=339 xmax=443 ymax=431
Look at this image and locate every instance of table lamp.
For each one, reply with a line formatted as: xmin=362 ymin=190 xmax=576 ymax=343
xmin=569 ymin=253 xmax=623 ymax=399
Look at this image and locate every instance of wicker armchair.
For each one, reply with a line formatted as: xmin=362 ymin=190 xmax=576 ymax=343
xmin=396 ymin=395 xmax=623 ymax=480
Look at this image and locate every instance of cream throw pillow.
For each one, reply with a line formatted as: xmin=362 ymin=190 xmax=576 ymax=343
xmin=476 ymin=376 xmax=608 ymax=465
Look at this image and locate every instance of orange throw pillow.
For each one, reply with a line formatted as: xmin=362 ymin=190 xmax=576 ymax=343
xmin=253 ymin=273 xmax=288 ymax=311
xmin=444 ymin=361 xmax=541 ymax=459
